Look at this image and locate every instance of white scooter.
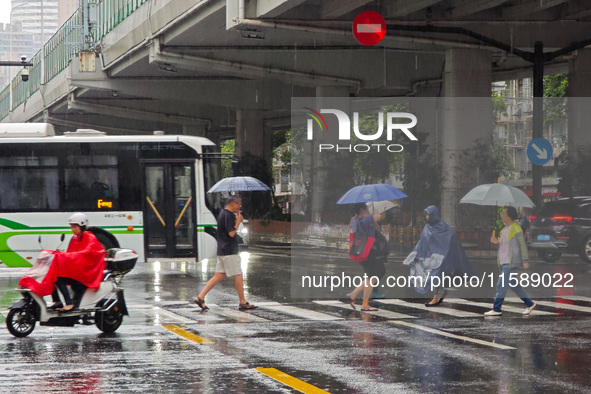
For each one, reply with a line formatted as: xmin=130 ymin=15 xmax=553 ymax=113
xmin=6 ymin=236 xmax=138 ymax=337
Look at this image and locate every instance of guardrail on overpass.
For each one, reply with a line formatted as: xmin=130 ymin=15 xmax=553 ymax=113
xmin=0 ymin=0 xmax=149 ymax=120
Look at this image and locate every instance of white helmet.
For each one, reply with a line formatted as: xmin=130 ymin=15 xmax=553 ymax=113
xmin=68 ymin=212 xmax=89 ymax=227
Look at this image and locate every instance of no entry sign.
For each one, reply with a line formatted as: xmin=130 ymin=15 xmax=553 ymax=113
xmin=353 ymin=11 xmax=386 ymax=46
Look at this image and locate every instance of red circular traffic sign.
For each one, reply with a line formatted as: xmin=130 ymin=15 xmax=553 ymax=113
xmin=353 ymin=11 xmax=386 ymax=46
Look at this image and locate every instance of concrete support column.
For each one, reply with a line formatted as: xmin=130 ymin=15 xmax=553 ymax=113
xmin=442 ymin=49 xmax=492 ymax=227
xmin=567 ymin=49 xmax=591 ymax=158
xmin=235 ymin=109 xmax=272 ymax=179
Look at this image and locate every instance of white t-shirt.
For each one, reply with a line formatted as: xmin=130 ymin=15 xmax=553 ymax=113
xmin=498 ymin=228 xmax=510 ymax=265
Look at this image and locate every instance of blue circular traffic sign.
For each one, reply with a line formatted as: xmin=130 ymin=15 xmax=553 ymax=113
xmin=527 ymin=138 xmax=553 ymax=165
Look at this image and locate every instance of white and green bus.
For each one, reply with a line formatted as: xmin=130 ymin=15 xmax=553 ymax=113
xmin=0 ymin=123 xmax=226 ymax=267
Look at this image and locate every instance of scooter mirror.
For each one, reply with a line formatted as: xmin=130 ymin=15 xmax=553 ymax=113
xmin=60 ymin=234 xmax=65 ymax=242
xmin=38 ymin=235 xmax=42 ymax=245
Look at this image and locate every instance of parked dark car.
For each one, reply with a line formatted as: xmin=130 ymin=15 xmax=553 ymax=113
xmin=528 ymin=197 xmax=591 ymax=263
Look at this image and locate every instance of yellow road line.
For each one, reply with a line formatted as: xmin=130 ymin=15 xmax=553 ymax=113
xmin=390 ymin=320 xmax=516 ymax=350
xmin=256 ymin=368 xmax=330 ymax=394
xmin=162 ymin=324 xmax=214 ymax=344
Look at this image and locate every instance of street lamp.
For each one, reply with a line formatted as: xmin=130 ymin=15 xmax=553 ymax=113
xmin=9 ymin=2 xmax=31 ymax=112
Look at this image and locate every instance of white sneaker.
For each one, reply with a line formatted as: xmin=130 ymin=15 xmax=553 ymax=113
xmin=523 ymin=304 xmax=537 ymax=315
xmin=484 ymin=310 xmax=502 ymax=316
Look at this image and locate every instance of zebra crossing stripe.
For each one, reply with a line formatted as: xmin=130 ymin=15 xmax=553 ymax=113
xmin=257 ymin=302 xmax=343 ymax=321
xmin=313 ymin=300 xmax=416 ymax=319
xmin=136 ymin=307 xmax=194 ymax=324
xmin=206 ymin=304 xmax=269 ymax=322
xmin=388 ymin=320 xmax=516 ymax=350
xmin=378 ymin=299 xmax=482 ymax=317
xmin=445 ymin=298 xmax=556 ymax=315
xmin=506 ymin=297 xmax=591 ymax=313
xmin=556 ymin=295 xmax=591 ymax=303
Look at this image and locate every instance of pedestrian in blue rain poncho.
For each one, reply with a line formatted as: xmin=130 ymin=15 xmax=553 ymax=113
xmin=403 ymin=205 xmax=474 ymax=306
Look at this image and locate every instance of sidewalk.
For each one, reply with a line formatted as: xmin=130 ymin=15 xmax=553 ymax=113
xmin=253 ymin=240 xmax=498 ymax=259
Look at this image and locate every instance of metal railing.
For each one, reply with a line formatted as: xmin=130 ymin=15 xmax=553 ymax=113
xmin=0 ymin=0 xmax=149 ymax=120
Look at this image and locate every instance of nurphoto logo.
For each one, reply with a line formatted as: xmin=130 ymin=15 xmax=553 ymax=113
xmin=303 ymin=108 xmax=418 ymax=153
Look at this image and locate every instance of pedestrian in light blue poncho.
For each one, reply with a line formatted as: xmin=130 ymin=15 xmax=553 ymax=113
xmin=403 ymin=206 xmax=474 ymax=306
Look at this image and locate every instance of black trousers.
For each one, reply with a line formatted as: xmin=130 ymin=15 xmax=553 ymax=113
xmin=51 ymin=277 xmax=87 ymax=306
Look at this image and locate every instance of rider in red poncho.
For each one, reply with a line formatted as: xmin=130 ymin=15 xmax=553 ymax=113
xmin=19 ymin=213 xmax=106 ymax=311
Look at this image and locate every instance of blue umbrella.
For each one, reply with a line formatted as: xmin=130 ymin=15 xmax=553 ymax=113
xmin=207 ymin=176 xmax=271 ymax=193
xmin=337 ymin=183 xmax=408 ymax=204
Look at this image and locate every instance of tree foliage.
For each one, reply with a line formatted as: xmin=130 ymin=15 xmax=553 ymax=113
xmin=556 ymin=149 xmax=591 ymax=198
xmin=459 ymin=138 xmax=515 ymax=187
xmin=350 ymin=106 xmax=408 ymax=184
xmin=544 ymin=74 xmax=568 ymax=125
xmin=401 ymin=153 xmax=443 ymax=213
xmin=492 ymin=91 xmax=508 ymax=122
xmin=220 ymin=139 xmax=235 ymax=178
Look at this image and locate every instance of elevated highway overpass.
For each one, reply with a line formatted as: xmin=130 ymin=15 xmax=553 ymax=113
xmin=2 ymin=0 xmax=591 ymax=224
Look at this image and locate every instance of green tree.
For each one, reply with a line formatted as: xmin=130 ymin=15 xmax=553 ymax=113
xmin=351 ymin=107 xmax=407 ymax=184
xmin=459 ymin=138 xmax=515 ymax=186
xmin=220 ymin=139 xmax=235 ymax=178
xmin=544 ymin=74 xmax=568 ymax=125
xmin=402 ymin=154 xmax=443 ymax=215
xmin=557 ymin=149 xmax=591 ymax=198
xmin=492 ymin=91 xmax=508 ymax=122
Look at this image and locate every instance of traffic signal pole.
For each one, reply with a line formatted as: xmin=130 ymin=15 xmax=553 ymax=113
xmin=532 ymin=41 xmax=544 ymax=209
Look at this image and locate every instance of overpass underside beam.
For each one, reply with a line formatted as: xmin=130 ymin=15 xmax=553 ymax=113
xmin=148 ymin=41 xmax=361 ymax=92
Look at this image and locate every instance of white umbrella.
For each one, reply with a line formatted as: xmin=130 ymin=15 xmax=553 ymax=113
xmin=368 ymin=200 xmax=400 ymax=214
xmin=207 ymin=176 xmax=271 ymax=193
xmin=460 ymin=183 xmax=535 ymax=208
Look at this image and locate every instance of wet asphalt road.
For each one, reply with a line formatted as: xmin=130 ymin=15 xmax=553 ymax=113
xmin=1 ymin=247 xmax=591 ymax=393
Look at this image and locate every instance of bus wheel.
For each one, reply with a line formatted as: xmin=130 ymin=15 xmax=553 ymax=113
xmin=88 ymin=227 xmax=120 ymax=250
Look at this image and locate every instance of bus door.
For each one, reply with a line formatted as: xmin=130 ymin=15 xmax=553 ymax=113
xmin=143 ymin=161 xmax=196 ymax=258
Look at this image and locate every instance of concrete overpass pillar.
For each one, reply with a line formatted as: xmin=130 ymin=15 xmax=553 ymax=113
xmin=567 ymin=49 xmax=591 ymax=157
xmin=235 ymin=109 xmax=272 ymax=181
xmin=442 ymin=49 xmax=492 ymax=227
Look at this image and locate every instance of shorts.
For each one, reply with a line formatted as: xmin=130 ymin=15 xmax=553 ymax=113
xmin=359 ymin=254 xmax=386 ymax=279
xmin=215 ymin=254 xmax=242 ymax=277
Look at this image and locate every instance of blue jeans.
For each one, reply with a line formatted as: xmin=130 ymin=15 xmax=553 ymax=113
xmin=493 ymin=265 xmax=534 ymax=312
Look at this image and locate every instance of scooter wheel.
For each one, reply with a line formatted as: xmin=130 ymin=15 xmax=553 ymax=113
xmin=95 ymin=300 xmax=123 ymax=333
xmin=6 ymin=308 xmax=36 ymax=337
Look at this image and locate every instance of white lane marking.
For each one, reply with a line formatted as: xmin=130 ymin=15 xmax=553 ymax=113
xmin=127 ymin=304 xmax=155 ymax=309
xmin=557 ymin=295 xmax=591 ymax=303
xmin=256 ymin=302 xmax=343 ymax=321
xmin=445 ymin=298 xmax=556 ymax=316
xmin=313 ymin=300 xmax=416 ymax=319
xmin=206 ymin=304 xmax=269 ymax=322
xmin=136 ymin=307 xmax=194 ymax=324
xmin=378 ymin=299 xmax=482 ymax=318
xmin=506 ymin=298 xmax=591 ymax=313
xmin=388 ymin=320 xmax=515 ymax=350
